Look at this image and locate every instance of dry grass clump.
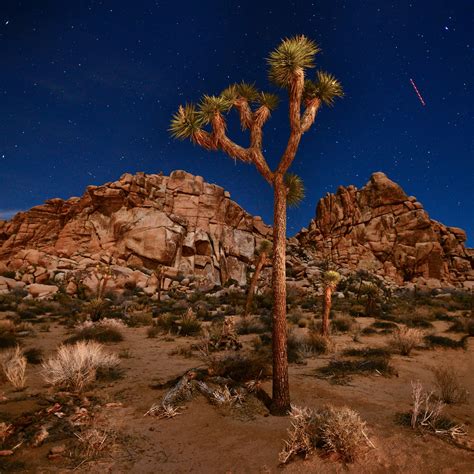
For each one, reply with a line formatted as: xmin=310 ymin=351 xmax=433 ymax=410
xmin=448 ymin=317 xmax=474 ymax=336
xmin=65 ymin=319 xmax=124 ymax=344
xmin=42 ymin=341 xmax=119 ymax=392
xmin=0 ymin=320 xmax=18 ymax=348
xmin=288 ymin=330 xmax=334 ymax=363
xmin=208 ymin=353 xmax=271 ymax=383
xmin=331 ymin=316 xmax=355 ymax=333
xmin=178 ymin=308 xmax=202 ymax=336
xmin=1 ymin=346 xmax=27 ymax=389
xmin=279 ymin=405 xmax=371 ymax=464
xmin=390 ymin=327 xmax=423 ymax=355
xmin=432 ymin=367 xmax=468 ymax=404
xmin=236 ymin=315 xmax=266 ymax=335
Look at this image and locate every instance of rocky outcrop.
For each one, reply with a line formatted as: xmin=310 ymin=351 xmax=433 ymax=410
xmin=0 ymin=171 xmax=271 ymax=291
xmin=296 ymin=172 xmax=473 ymax=289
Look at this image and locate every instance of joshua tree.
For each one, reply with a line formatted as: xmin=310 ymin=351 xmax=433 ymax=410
xmin=244 ymin=239 xmax=272 ymax=317
xmin=320 ymin=270 xmax=341 ymax=337
xmin=170 ymin=35 xmax=343 ymax=415
xmin=153 ymin=264 xmax=165 ymax=302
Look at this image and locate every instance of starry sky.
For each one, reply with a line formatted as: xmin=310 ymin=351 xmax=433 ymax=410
xmin=1 ymin=1 xmax=472 ymax=244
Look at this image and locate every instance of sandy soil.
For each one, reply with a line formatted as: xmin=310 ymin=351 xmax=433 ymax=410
xmin=1 ymin=316 xmax=473 ymax=473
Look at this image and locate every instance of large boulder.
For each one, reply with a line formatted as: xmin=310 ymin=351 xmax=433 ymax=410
xmin=297 ymin=172 xmax=473 ymax=288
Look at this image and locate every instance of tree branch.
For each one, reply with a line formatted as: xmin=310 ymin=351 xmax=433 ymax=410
xmin=211 ymin=113 xmax=250 ymax=162
xmin=276 ymin=68 xmax=305 ymax=176
xmin=301 ymin=98 xmax=321 ymax=133
xmin=234 ymin=98 xmax=253 ymax=130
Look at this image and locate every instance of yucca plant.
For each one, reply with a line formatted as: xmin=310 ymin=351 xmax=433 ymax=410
xmin=170 ymin=35 xmax=343 ymax=415
xmin=320 ymin=270 xmax=341 ymax=337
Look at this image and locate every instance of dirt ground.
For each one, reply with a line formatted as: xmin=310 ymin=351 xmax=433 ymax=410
xmin=1 ymin=316 xmax=473 ymax=473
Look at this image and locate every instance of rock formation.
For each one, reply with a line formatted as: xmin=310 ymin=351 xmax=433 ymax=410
xmin=296 ymin=172 xmax=473 ymax=289
xmin=0 ymin=170 xmax=271 ymax=294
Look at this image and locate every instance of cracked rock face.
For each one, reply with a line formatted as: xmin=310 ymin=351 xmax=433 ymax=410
xmin=0 ymin=170 xmax=271 ymax=289
xmin=296 ymin=172 xmax=473 ymax=288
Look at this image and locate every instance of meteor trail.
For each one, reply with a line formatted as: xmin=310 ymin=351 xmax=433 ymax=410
xmin=410 ymin=78 xmax=426 ymax=106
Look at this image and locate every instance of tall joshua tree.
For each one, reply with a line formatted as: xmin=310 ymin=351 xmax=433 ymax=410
xmin=320 ymin=270 xmax=341 ymax=337
xmin=244 ymin=239 xmax=272 ymax=318
xmin=170 ymin=35 xmax=343 ymax=415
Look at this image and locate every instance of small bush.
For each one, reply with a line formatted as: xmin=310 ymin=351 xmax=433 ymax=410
xmin=331 ymin=316 xmax=355 ymax=333
xmin=371 ymin=321 xmax=398 ymax=330
xmin=210 ymin=353 xmax=271 ymax=383
xmin=279 ymin=405 xmax=371 ymax=464
xmin=424 ymin=334 xmax=467 ymax=349
xmin=390 ymin=327 xmax=423 ymax=356
xmin=432 ymin=367 xmax=468 ymax=404
xmin=433 ymin=311 xmax=454 ymax=322
xmin=361 ymin=327 xmax=377 ymax=335
xmin=178 ymin=308 xmax=202 ymax=336
xmin=147 ymin=324 xmax=160 ymax=338
xmin=0 ymin=332 xmax=17 ymax=349
xmin=343 ymin=347 xmax=391 ymax=358
xmin=1 ymin=270 xmax=16 ymax=279
xmin=317 ymin=356 xmax=394 ymax=381
xmin=289 ymin=331 xmax=334 ymax=361
xmin=65 ymin=319 xmax=124 ymax=344
xmin=1 ymin=346 xmax=27 ymax=389
xmin=24 ymin=347 xmax=43 ymax=364
xmin=236 ymin=316 xmax=267 ymax=335
xmin=448 ymin=318 xmax=474 ymax=336
xmin=127 ymin=311 xmax=153 ymax=327
xmin=42 ymin=341 xmax=119 ymax=391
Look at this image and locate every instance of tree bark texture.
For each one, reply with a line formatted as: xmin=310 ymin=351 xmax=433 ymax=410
xmin=244 ymin=252 xmax=267 ymax=317
xmin=321 ymin=286 xmax=333 ymax=337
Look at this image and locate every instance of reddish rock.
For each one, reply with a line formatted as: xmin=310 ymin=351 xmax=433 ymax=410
xmin=297 ymin=172 xmax=473 ymax=287
xmin=0 ymin=171 xmax=271 ymax=290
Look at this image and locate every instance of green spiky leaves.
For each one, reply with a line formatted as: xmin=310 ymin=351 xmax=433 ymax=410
xmin=304 ymin=71 xmax=344 ymax=106
xmin=257 ymin=239 xmax=273 ymax=256
xmin=198 ymin=95 xmax=233 ymax=125
xmin=268 ymin=35 xmax=320 ymax=87
xmin=322 ymin=270 xmax=341 ymax=288
xmin=257 ymin=92 xmax=279 ymax=111
xmin=169 ymin=104 xmax=203 ymax=140
xmin=285 ymin=173 xmax=305 ymax=207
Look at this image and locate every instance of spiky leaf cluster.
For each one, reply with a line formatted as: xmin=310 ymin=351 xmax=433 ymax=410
xmin=322 ymin=270 xmax=341 ymax=288
xmin=169 ymin=104 xmax=203 ymax=140
xmin=257 ymin=92 xmax=279 ymax=111
xmin=304 ymin=71 xmax=344 ymax=106
xmin=257 ymin=239 xmax=273 ymax=256
xmin=268 ymin=35 xmax=320 ymax=87
xmin=198 ymin=95 xmax=233 ymax=124
xmin=285 ymin=173 xmax=305 ymax=207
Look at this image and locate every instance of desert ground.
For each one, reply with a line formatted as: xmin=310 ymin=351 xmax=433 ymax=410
xmin=0 ymin=286 xmax=473 ymax=473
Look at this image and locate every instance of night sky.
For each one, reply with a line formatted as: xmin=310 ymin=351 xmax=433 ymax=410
xmin=1 ymin=1 xmax=472 ymax=244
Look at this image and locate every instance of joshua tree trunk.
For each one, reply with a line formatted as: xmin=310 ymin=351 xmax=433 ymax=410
xmin=321 ymin=285 xmax=333 ymax=337
xmin=270 ymin=175 xmax=290 ymax=415
xmin=244 ymin=252 xmax=267 ymax=317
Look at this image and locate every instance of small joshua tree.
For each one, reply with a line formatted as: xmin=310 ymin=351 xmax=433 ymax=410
xmin=320 ymin=270 xmax=341 ymax=337
xmin=170 ymin=36 xmax=343 ymax=414
xmin=244 ymin=239 xmax=272 ymax=317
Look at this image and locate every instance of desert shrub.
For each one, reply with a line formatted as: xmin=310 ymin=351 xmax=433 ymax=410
xmin=424 ymin=334 xmax=467 ymax=349
xmin=279 ymin=405 xmax=371 ymax=464
xmin=42 ymin=341 xmax=119 ymax=391
xmin=360 ymin=327 xmax=377 ymax=335
xmin=390 ymin=327 xmax=423 ymax=355
xmin=178 ymin=308 xmax=202 ymax=336
xmin=65 ymin=319 xmax=124 ymax=344
xmin=155 ymin=313 xmax=179 ymax=333
xmin=448 ymin=318 xmax=474 ymax=336
xmin=236 ymin=316 xmax=266 ymax=335
xmin=405 ymin=380 xmax=466 ymax=439
xmin=288 ymin=330 xmax=334 ymax=361
xmin=405 ymin=318 xmax=434 ymax=329
xmin=331 ymin=316 xmax=355 ymax=333
xmin=432 ymin=367 xmax=468 ymax=404
xmin=0 ymin=332 xmax=17 ymax=348
xmin=343 ymin=347 xmax=391 ymax=358
xmin=371 ymin=321 xmax=398 ymax=330
xmin=288 ymin=310 xmax=304 ymax=325
xmin=147 ymin=324 xmax=160 ymax=338
xmin=349 ymin=304 xmax=366 ymax=317
xmin=126 ymin=311 xmax=153 ymax=327
xmin=433 ymin=311 xmax=454 ymax=322
xmin=24 ymin=347 xmax=43 ymax=364
xmin=317 ymin=356 xmax=394 ymax=381
xmin=210 ymin=353 xmax=271 ymax=383
xmin=86 ymin=298 xmax=110 ymax=322
xmin=1 ymin=346 xmax=27 ymax=389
